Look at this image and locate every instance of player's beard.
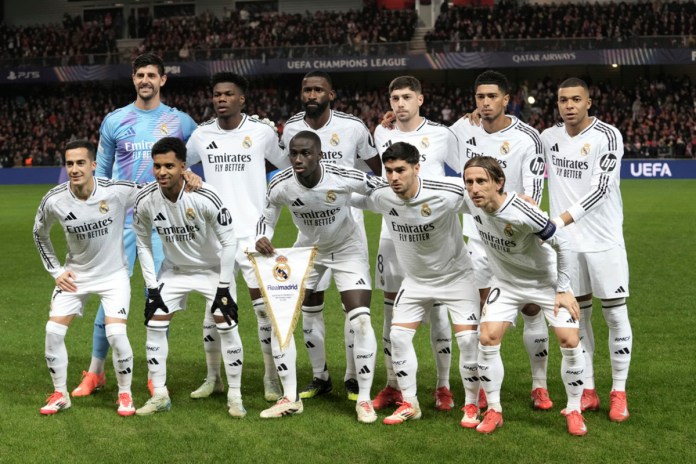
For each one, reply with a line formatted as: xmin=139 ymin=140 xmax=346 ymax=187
xmin=304 ymin=99 xmax=329 ymax=118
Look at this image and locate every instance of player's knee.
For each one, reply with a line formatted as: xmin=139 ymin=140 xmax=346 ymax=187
xmin=478 ymin=326 xmax=503 ymax=346
xmin=556 ymin=330 xmax=580 ymax=349
xmin=348 ymin=307 xmax=372 ymax=338
xmin=602 ymin=298 xmax=629 ymax=328
xmin=390 ymin=325 xmax=416 ymax=349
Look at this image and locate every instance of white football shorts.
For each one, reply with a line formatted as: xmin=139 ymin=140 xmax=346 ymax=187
xmin=50 ymin=270 xmax=130 ymax=320
xmin=570 ymin=246 xmax=630 ymax=299
xmin=481 ymin=277 xmax=579 ymax=329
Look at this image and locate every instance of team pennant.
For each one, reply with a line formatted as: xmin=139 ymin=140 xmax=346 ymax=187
xmin=246 ymin=247 xmax=317 ymax=350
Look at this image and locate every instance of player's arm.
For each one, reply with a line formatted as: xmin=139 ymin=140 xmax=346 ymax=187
xmin=182 ymin=135 xmax=203 ymax=191
xmin=444 ymin=128 xmax=463 ymax=176
xmin=535 ymin=216 xmax=578 ymax=320
xmin=459 ymin=108 xmax=481 ymax=126
xmin=33 ymin=198 xmax=76 ymax=291
xmin=522 ymin=134 xmax=545 ymax=205
xmin=206 ymin=198 xmax=239 ymax=325
xmin=551 ymin=134 xmax=624 ymax=228
xmin=265 ymin=131 xmax=291 ymax=171
xmin=95 ymin=119 xmax=115 ymax=178
xmin=357 ymin=125 xmax=382 ymax=176
xmin=133 ymin=201 xmax=159 ymax=290
xmin=254 ymin=188 xmax=283 ymax=256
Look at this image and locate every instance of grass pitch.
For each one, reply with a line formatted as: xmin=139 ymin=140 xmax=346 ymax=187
xmin=0 ymin=180 xmax=694 ymax=464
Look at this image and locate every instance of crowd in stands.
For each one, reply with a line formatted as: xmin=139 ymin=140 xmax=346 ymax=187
xmin=426 ymin=0 xmax=696 ymax=51
xmin=1 ymin=75 xmax=693 ymax=168
xmin=138 ymin=6 xmax=417 ymax=61
xmin=0 ymin=13 xmax=118 ymax=66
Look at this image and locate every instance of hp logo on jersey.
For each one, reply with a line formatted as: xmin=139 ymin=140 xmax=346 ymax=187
xmin=217 ymin=208 xmax=232 ymax=226
xmin=599 ymin=154 xmax=618 ymax=172
xmin=529 ymin=157 xmax=545 ymax=175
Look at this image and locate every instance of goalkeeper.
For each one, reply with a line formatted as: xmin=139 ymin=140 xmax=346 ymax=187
xmin=132 ymin=137 xmax=245 ymax=418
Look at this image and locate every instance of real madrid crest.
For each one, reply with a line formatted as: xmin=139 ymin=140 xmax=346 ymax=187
xmin=500 ymin=141 xmax=510 ymax=155
xmin=581 ymin=143 xmax=591 ymax=156
xmin=160 ymin=124 xmax=169 ymax=135
xmin=273 ymin=255 xmax=291 ymax=282
xmin=186 ymin=208 xmax=196 ymax=221
xmin=99 ymin=201 xmax=109 ymax=214
xmin=330 ymin=133 xmax=340 ymax=146
xmin=421 ymin=203 xmax=432 ymax=217
xmin=326 ymin=190 xmax=337 ymax=203
xmin=420 ymin=137 xmax=430 ymax=149
xmin=503 ymin=223 xmax=514 ymax=237
xmin=243 ymin=136 xmax=252 ymax=149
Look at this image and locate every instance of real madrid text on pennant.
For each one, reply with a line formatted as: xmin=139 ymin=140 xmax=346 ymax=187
xmin=245 ymin=247 xmax=317 ymax=350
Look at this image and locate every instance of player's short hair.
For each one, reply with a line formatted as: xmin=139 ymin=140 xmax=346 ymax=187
xmin=474 ymin=70 xmax=510 ymax=95
xmin=152 ymin=137 xmax=186 ymax=162
xmin=290 ymin=130 xmax=321 ymax=152
xmin=464 ymin=156 xmax=506 ymax=194
xmin=303 ymin=71 xmax=333 ymax=88
xmin=382 ymin=142 xmax=420 ymax=165
xmin=389 ymin=76 xmax=422 ymax=94
xmin=211 ymin=72 xmax=249 ymax=94
xmin=132 ymin=52 xmax=165 ymax=76
xmin=65 ymin=139 xmax=96 ymax=161
xmin=559 ymin=77 xmax=589 ymax=91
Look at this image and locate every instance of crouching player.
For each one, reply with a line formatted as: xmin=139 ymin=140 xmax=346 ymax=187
xmin=133 ymin=137 xmax=244 ymax=418
xmin=462 ymin=156 xmax=587 ymax=436
xmin=352 ymin=142 xmax=481 ymax=427
xmin=34 ymin=140 xmax=139 ymax=416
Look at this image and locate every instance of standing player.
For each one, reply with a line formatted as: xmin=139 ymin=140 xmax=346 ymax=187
xmin=133 ymin=137 xmax=244 ymax=417
xmin=462 ymin=156 xmax=586 ymax=436
xmin=352 ymin=142 xmax=481 ymax=427
xmin=281 ymin=71 xmax=382 ymax=401
xmin=451 ymin=70 xmax=551 ymax=410
xmin=255 ymin=131 xmax=381 ymax=423
xmin=185 ymin=72 xmax=288 ymax=403
xmin=372 ymin=76 xmax=462 ymax=412
xmin=34 ymin=140 xmax=138 ymax=416
xmin=542 ymin=78 xmax=632 ymax=422
xmin=73 ymin=52 xmax=198 ymax=397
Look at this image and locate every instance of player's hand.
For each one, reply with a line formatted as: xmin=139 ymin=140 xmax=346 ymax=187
xmin=554 ymin=291 xmax=579 ymax=320
xmin=380 ymin=111 xmax=396 ymax=129
xmin=211 ymin=286 xmax=238 ymax=326
xmin=255 ymin=237 xmax=275 ymax=257
xmin=183 ymin=170 xmax=203 ymax=191
xmin=461 ymin=109 xmax=482 ymax=126
xmin=55 ymin=270 xmax=77 ymax=293
xmin=144 ymin=285 xmax=169 ymax=324
xmin=251 ymin=114 xmax=278 ymax=133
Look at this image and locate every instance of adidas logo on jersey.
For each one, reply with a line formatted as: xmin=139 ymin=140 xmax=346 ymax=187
xmin=474 ymin=215 xmax=483 ymax=224
xmin=206 ymin=141 xmax=218 ymax=150
xmin=466 ymin=137 xmax=477 ymax=146
xmin=550 ymin=143 xmax=559 ymax=152
xmin=467 ymin=313 xmax=478 ymax=321
xmin=124 ymin=127 xmax=136 ymax=138
xmin=154 ymin=212 xmax=166 ymax=221
xmin=388 ymin=208 xmax=399 ymax=216
xmin=382 ymin=140 xmax=392 ymax=148
xmin=615 ymin=286 xmax=626 ymax=293
xmin=291 ymin=199 xmax=305 ymax=207
xmin=64 ymin=212 xmax=77 ymax=221
xmin=118 ymin=308 xmax=126 ymax=315
xmin=355 ymin=278 xmax=366 ymax=285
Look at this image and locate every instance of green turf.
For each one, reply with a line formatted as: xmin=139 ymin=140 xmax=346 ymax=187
xmin=1 ymin=180 xmax=694 ymax=464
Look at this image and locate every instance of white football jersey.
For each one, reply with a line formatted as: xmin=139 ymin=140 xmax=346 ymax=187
xmin=356 ymin=176 xmax=474 ymax=287
xmin=374 ymin=118 xmax=461 ymax=240
xmin=257 ymin=165 xmax=384 ymax=250
xmin=186 ymin=114 xmax=288 ymax=238
xmin=542 ymin=118 xmax=625 ymax=252
xmin=374 ymin=118 xmax=461 ymax=176
xmin=281 ymin=110 xmax=379 ymax=170
xmin=133 ymin=181 xmax=237 ymax=289
xmin=34 ymin=178 xmax=139 ymax=280
xmin=452 ymin=115 xmax=545 ymax=237
xmin=462 ymin=192 xmax=571 ymax=291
